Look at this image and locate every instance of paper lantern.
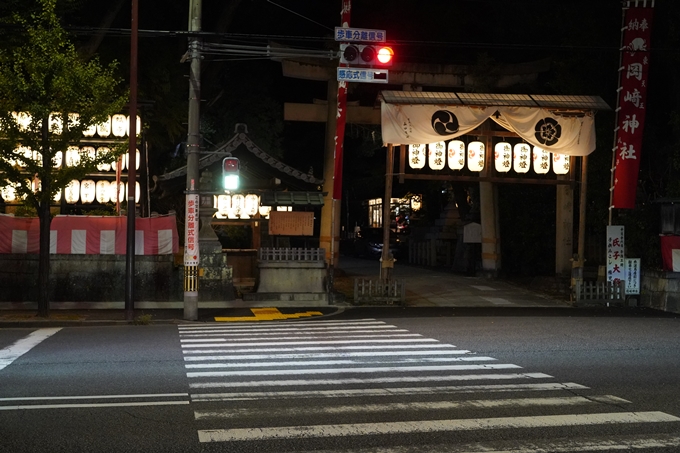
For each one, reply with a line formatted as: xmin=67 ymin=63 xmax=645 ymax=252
xmin=125 ymin=149 xmax=141 ymax=171
xmin=95 ymin=180 xmax=110 ymax=203
xmin=12 ymin=112 xmax=31 ymax=131
xmin=82 ymin=146 xmax=96 ymax=164
xmin=217 ymin=195 xmax=231 ymax=215
xmin=245 ymin=194 xmax=259 ymax=216
xmin=447 ymin=140 xmax=465 ymax=170
xmin=108 ymin=182 xmax=125 ymax=203
xmin=259 ymin=205 xmax=272 ymax=218
xmin=552 ymin=153 xmax=570 ymax=175
xmin=49 ymin=113 xmax=62 ymax=134
xmin=65 ymin=180 xmax=80 ymax=204
xmin=96 ymin=116 xmax=111 ymax=137
xmin=83 ymin=123 xmax=97 ymax=137
xmin=96 ymin=147 xmax=112 ymax=171
xmin=80 ymin=179 xmax=96 ymax=204
xmin=112 ymin=156 xmax=124 ymax=172
xmin=532 ymin=147 xmax=550 ymax=174
xmin=494 ymin=142 xmax=511 ymax=173
xmin=17 ymin=146 xmax=33 ymax=168
xmin=111 ymin=114 xmax=127 ymax=137
xmin=65 ymin=146 xmax=80 ymax=167
xmin=53 ymin=151 xmax=63 ymax=168
xmin=408 ymin=144 xmax=426 ymax=169
xmin=467 ymin=141 xmax=485 ymax=172
xmin=67 ymin=113 xmax=80 ymax=131
xmin=126 ymin=181 xmax=140 ymax=203
xmin=126 ymin=115 xmax=142 ymax=137
xmin=428 ymin=141 xmax=446 ymax=170
xmin=1 ymin=184 xmax=16 ymax=202
xmin=513 ymin=144 xmax=530 ymax=174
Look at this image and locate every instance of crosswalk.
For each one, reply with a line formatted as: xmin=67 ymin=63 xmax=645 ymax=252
xmin=178 ymin=318 xmax=680 ymax=451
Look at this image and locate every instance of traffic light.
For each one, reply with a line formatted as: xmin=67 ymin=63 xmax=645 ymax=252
xmin=222 ymin=157 xmax=239 ymax=190
xmin=340 ymin=44 xmax=394 ymax=66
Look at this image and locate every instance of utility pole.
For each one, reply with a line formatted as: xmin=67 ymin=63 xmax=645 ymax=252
xmin=125 ymin=0 xmax=139 ymax=321
xmin=183 ymin=0 xmax=201 ymax=320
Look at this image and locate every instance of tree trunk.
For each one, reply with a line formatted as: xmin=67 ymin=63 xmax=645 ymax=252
xmin=37 ymin=118 xmax=52 ymax=317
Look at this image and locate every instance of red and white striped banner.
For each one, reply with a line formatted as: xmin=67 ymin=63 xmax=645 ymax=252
xmin=612 ymin=3 xmax=654 ymax=209
xmin=0 ymin=214 xmax=179 ymax=255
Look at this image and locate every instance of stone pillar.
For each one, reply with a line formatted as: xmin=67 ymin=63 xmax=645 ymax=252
xmin=320 ymin=79 xmax=340 ymax=267
xmin=479 ymin=181 xmax=501 ymax=276
xmin=556 ymin=180 xmax=574 ymax=276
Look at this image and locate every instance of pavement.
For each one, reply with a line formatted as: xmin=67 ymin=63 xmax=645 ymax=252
xmin=0 ymin=256 xmax=577 ymax=327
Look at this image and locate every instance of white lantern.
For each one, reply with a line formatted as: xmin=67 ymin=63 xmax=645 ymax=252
xmin=80 ymin=179 xmax=96 ymax=204
xmin=217 ymin=195 xmax=231 ymax=215
xmin=231 ymin=194 xmax=245 ymax=218
xmin=67 ymin=113 xmax=80 ymax=131
xmin=95 ymin=180 xmax=110 ymax=203
xmin=125 ymin=149 xmax=141 ymax=171
xmin=111 ymin=114 xmax=127 ymax=137
xmin=447 ymin=140 xmax=465 ymax=170
xmin=112 ymin=156 xmax=123 ymax=172
xmin=65 ymin=146 xmax=80 ymax=167
xmin=49 ymin=113 xmax=62 ymax=134
xmin=12 ymin=112 xmax=31 ymax=131
xmin=245 ymin=194 xmax=259 ymax=216
xmin=408 ymin=144 xmax=426 ymax=169
xmin=126 ymin=115 xmax=142 ymax=137
xmin=533 ymin=147 xmax=550 ymax=174
xmin=1 ymin=184 xmax=16 ymax=202
xmin=494 ymin=142 xmax=511 ymax=173
xmin=259 ymin=205 xmax=272 ymax=218
xmin=83 ymin=123 xmax=97 ymax=137
xmin=53 ymin=189 xmax=61 ymax=202
xmin=17 ymin=146 xmax=32 ymax=168
xmin=552 ymin=153 xmax=570 ymax=175
xmin=513 ymin=144 xmax=530 ymax=174
xmin=65 ymin=180 xmax=80 ymax=204
xmin=126 ymin=181 xmax=140 ymax=203
xmin=53 ymin=151 xmax=63 ymax=168
xmin=467 ymin=141 xmax=485 ymax=172
xmin=96 ymin=116 xmax=111 ymax=137
xmin=96 ymin=147 xmax=112 ymax=171
xmin=108 ymin=182 xmax=125 ymax=203
xmin=82 ymin=146 xmax=96 ymax=164
xmin=428 ymin=141 xmax=446 ymax=171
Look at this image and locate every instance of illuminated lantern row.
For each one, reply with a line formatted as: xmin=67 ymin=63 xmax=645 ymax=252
xmin=7 ymin=112 xmax=141 ymax=138
xmin=214 ymin=194 xmax=280 ymax=220
xmin=7 ymin=146 xmax=138 ymax=172
xmin=408 ymin=141 xmax=571 ymax=175
xmin=61 ymin=179 xmax=139 ymax=205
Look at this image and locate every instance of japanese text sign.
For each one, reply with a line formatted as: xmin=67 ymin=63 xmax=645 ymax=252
xmin=335 ymin=27 xmax=386 ymax=43
xmin=606 ymin=225 xmax=625 ymax=285
xmin=184 ymin=194 xmax=200 ymax=266
xmin=625 ymin=258 xmax=641 ymax=295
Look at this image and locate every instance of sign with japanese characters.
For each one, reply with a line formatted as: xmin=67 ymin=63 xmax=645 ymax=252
xmin=625 ymin=258 xmax=641 ymax=295
xmin=612 ymin=5 xmax=654 ymax=209
xmin=269 ymin=211 xmax=314 ymax=236
xmin=184 ymin=194 xmax=200 ymax=266
xmin=606 ymin=225 xmax=625 ymax=285
xmin=337 ymin=67 xmax=389 ymax=84
xmin=334 ymin=27 xmax=386 ymax=43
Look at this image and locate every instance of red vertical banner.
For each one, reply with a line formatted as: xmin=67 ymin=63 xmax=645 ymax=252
xmin=612 ymin=4 xmax=654 ymax=209
xmin=333 ymin=0 xmax=351 ymax=200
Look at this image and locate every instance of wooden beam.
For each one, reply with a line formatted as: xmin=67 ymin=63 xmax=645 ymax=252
xmin=284 ymin=102 xmax=380 ymax=124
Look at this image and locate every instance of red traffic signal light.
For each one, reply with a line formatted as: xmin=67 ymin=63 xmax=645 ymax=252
xmin=340 ymin=44 xmax=393 ymax=66
xmin=222 ymin=157 xmax=239 ymax=190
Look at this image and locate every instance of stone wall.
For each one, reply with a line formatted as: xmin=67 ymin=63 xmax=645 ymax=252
xmin=640 ymin=269 xmax=680 ymax=314
xmin=0 ymin=253 xmax=234 ymax=303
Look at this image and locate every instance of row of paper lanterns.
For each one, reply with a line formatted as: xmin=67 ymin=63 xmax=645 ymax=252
xmin=10 ymin=112 xmax=141 ymax=138
xmin=213 ymin=194 xmax=292 ymax=220
xmin=7 ymin=146 xmax=139 ymax=172
xmin=409 ymin=141 xmax=570 ymax=175
xmin=1 ymin=179 xmax=140 ymax=204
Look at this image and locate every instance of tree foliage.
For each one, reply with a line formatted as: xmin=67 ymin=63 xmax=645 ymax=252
xmin=0 ymin=0 xmax=126 ymax=315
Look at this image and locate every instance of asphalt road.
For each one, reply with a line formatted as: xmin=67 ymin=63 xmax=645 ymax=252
xmin=1 ymin=308 xmax=680 ymax=452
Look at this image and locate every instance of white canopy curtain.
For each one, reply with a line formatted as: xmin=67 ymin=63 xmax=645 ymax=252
xmin=381 ymin=103 xmax=596 ymax=157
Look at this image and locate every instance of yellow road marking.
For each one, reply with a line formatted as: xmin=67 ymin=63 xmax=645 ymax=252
xmin=214 ymin=308 xmax=324 ymax=322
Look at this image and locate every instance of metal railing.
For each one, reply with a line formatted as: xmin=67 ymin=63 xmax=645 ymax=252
xmin=258 ymin=247 xmax=325 ymax=262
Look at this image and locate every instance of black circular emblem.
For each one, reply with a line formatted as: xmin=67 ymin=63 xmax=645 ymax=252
xmin=431 ymin=110 xmax=459 ymax=136
xmin=534 ymin=117 xmax=562 ymax=146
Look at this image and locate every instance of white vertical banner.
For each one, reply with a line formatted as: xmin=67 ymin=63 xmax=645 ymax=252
xmin=184 ymin=194 xmax=200 ymax=266
xmin=625 ymin=258 xmax=641 ymax=295
xmin=606 ymin=225 xmax=625 ymax=285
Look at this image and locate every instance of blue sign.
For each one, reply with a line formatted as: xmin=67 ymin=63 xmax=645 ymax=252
xmin=337 ymin=67 xmax=389 ymax=84
xmin=335 ymin=27 xmax=386 ymax=43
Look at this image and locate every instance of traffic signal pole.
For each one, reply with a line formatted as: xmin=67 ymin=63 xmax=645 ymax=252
xmin=183 ymin=0 xmax=202 ymax=321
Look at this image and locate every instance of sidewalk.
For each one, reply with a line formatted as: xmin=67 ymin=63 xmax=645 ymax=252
xmin=0 ymin=257 xmax=571 ymax=327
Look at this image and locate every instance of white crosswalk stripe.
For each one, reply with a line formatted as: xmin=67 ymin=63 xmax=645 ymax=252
xmin=179 ymin=318 xmax=680 ymax=450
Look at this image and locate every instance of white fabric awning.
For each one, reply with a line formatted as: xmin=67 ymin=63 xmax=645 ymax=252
xmin=380 ymin=92 xmax=609 ymax=157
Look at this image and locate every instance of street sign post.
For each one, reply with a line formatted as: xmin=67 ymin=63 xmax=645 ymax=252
xmin=335 ymin=27 xmax=386 ymax=43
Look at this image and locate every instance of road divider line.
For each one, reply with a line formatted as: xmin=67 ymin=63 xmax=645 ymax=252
xmin=188 ymin=373 xmax=553 ymax=389
xmin=190 ymin=382 xmax=587 ymax=401
xmin=0 ymin=328 xmax=62 ymax=371
xmin=198 ymin=411 xmax=680 ymax=442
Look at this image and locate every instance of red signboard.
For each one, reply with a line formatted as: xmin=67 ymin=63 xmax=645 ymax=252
xmin=612 ymin=5 xmax=654 ymax=209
